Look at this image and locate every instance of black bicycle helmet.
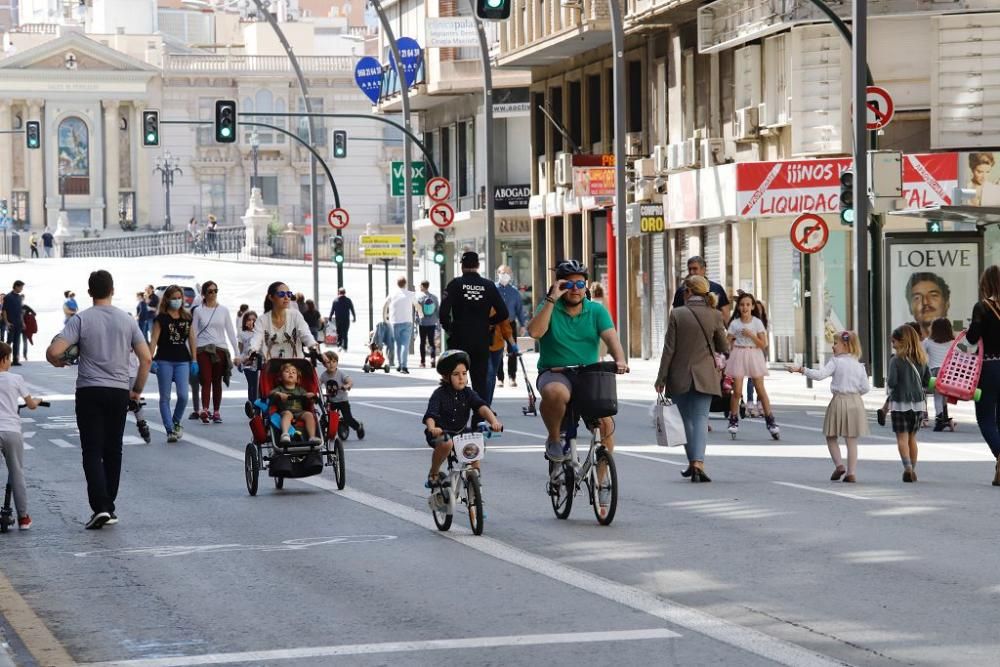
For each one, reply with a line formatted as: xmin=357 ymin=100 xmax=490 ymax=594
xmin=555 ymin=259 xmax=589 ymax=280
xmin=436 ymin=350 xmax=471 ymax=376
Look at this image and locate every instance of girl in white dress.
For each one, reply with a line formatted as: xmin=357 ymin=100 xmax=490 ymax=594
xmin=725 ymin=293 xmax=779 ymax=439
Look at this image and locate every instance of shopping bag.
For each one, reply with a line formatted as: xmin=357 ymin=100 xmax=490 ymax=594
xmin=324 ymin=321 xmax=338 ymax=346
xmin=651 ymin=394 xmax=686 ymax=447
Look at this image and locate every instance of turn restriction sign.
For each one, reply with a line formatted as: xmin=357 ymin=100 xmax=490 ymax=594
xmin=865 ymin=86 xmax=894 ymax=131
xmin=790 ymin=213 xmax=829 ymax=254
xmin=429 ymin=202 xmax=455 ymax=228
xmin=327 ymin=208 xmax=349 ymax=229
xmin=426 ymin=177 xmax=452 ymax=202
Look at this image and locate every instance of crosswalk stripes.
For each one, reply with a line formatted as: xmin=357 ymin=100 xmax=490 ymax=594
xmin=50 ymin=439 xmax=75 ymax=449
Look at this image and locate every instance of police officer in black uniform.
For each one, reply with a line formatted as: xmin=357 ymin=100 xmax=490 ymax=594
xmin=439 ymin=252 xmax=509 ymax=401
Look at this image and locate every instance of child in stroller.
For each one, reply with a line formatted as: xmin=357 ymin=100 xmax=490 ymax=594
xmin=269 ymin=362 xmax=321 ymax=445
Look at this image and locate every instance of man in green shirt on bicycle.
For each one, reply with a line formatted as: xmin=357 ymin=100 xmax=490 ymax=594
xmin=526 ymin=260 xmax=628 ymax=463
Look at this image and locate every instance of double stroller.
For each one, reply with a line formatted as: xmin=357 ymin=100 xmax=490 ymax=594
xmin=244 ymin=357 xmax=346 ymax=495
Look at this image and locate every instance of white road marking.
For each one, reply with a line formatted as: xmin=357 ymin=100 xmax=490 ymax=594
xmin=165 ymin=424 xmax=846 ymax=667
xmin=49 ymin=438 xmax=75 ymax=449
xmin=73 ymin=535 xmax=397 ymax=559
xmin=22 ymin=431 xmax=35 ymax=439
xmin=614 ymin=451 xmax=687 ymax=466
xmin=80 ymin=628 xmax=681 ymax=667
xmin=22 ymin=442 xmax=33 ymax=450
xmin=772 ymin=481 xmax=873 ymax=501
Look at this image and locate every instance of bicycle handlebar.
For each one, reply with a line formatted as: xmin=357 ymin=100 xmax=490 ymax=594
xmin=546 ymin=361 xmax=627 ymax=374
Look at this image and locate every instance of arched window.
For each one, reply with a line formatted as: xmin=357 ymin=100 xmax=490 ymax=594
xmin=255 ymin=89 xmax=274 ymax=144
xmin=58 ymin=116 xmax=90 ymax=195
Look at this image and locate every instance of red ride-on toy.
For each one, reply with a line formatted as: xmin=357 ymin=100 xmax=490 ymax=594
xmin=363 ymin=343 xmax=390 ymax=373
xmin=244 ymin=357 xmax=346 ymax=495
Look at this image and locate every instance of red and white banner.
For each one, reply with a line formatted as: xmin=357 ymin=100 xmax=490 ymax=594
xmin=736 ymin=153 xmax=958 ymax=218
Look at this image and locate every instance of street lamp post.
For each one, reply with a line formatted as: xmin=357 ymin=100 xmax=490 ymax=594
xmin=154 ymin=152 xmax=182 ymax=231
xmin=58 ymin=164 xmax=67 ymax=212
xmin=250 ymin=128 xmax=260 ymax=190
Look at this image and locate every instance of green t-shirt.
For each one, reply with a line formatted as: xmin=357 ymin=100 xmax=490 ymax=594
xmin=536 ymin=299 xmax=615 ymax=370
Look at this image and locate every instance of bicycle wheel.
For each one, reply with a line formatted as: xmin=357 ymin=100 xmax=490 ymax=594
xmin=244 ymin=443 xmax=259 ymax=496
xmin=331 ymin=438 xmax=346 ymax=490
xmin=591 ymin=447 xmax=618 ymax=526
xmin=548 ymin=461 xmax=574 ymax=520
xmin=432 ymin=489 xmax=453 ymax=531
xmin=465 ymin=473 xmax=484 ymax=536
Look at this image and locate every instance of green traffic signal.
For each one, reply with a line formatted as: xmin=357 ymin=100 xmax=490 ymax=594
xmin=25 ymin=121 xmax=40 ymax=149
xmin=215 ymin=100 xmax=237 ymax=144
xmin=142 ymin=110 xmax=159 ymax=147
xmin=926 ymin=221 xmax=943 ymax=233
xmin=839 ymin=169 xmax=854 ymax=227
xmin=333 ymin=236 xmax=345 ymax=264
xmin=333 ymin=130 xmax=347 ymax=159
xmin=433 ymin=231 xmax=446 ymax=265
xmin=476 ymin=0 xmax=510 ymax=19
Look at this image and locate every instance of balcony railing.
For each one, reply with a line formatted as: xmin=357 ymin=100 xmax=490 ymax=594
xmin=163 ymin=54 xmax=355 ymax=74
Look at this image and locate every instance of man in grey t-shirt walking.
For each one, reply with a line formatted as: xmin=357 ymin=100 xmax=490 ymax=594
xmin=46 ymin=270 xmax=151 ymax=529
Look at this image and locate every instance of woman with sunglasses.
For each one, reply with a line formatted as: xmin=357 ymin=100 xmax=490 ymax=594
xmin=244 ymin=282 xmax=318 ymax=362
xmin=192 ymin=281 xmax=239 ymax=424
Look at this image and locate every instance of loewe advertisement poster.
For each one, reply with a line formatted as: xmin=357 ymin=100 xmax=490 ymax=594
xmin=884 ymin=233 xmax=983 ymax=337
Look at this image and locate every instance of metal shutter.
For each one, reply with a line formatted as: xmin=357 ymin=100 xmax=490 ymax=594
xmin=651 ymin=236 xmax=667 ymax=346
xmin=768 ymin=237 xmax=795 ymax=362
xmin=703 ymin=224 xmax=722 ymax=284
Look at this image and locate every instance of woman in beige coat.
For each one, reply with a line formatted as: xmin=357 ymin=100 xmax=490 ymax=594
xmin=654 ymin=275 xmax=730 ymax=482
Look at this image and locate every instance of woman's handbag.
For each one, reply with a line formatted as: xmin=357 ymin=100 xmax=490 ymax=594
xmin=687 ymin=309 xmax=726 ymax=371
xmin=651 ymin=394 xmax=686 ymax=447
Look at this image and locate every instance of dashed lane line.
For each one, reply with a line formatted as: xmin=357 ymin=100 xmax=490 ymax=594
xmin=772 ymin=481 xmax=875 ymax=501
xmin=164 ymin=423 xmax=850 ymax=667
xmin=78 ymin=629 xmax=680 ymax=667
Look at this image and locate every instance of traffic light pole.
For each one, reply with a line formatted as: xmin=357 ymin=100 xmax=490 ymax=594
xmin=369 ymin=0 xmax=416 ymax=293
xmin=249 ymin=0 xmax=321 ymax=306
xmin=852 ymin=0 xmax=871 ymax=372
xmin=608 ymin=0 xmax=629 ymax=360
xmin=468 ymin=0 xmax=496 ymax=274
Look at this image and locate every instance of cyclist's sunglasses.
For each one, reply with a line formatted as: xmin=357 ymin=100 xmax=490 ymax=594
xmin=561 ymin=280 xmax=587 ymax=290
xmin=274 ymin=290 xmax=294 ymax=298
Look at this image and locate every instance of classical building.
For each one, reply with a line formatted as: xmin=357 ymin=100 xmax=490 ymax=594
xmin=0 ymin=0 xmax=390 ymax=242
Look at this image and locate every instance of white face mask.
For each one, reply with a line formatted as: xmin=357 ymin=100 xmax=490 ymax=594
xmin=498 ymin=273 xmax=512 ymax=285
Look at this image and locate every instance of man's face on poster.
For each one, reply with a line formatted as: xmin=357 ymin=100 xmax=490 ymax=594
xmin=909 ymin=278 xmax=950 ymax=327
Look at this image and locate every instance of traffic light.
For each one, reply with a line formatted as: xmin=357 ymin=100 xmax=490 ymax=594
xmin=476 ymin=0 xmax=511 ymax=20
xmin=142 ymin=110 xmax=159 ymax=147
xmin=214 ymin=100 xmax=237 ymax=143
xmin=333 ymin=130 xmax=347 ymax=158
xmin=25 ymin=121 xmax=40 ymax=149
xmin=433 ymin=231 xmax=446 ymax=265
xmin=839 ymin=169 xmax=854 ymax=226
xmin=333 ymin=235 xmax=345 ymax=264
xmin=926 ymin=220 xmax=943 ymax=233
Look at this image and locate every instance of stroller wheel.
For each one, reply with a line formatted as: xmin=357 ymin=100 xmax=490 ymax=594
xmin=384 ymin=367 xmax=390 ymax=373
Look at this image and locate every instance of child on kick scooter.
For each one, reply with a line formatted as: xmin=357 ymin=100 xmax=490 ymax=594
xmin=0 ymin=342 xmax=42 ymax=530
xmin=423 ymin=350 xmax=502 ymax=489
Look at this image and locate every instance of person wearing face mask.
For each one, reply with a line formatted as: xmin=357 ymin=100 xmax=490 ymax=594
xmin=148 ymin=286 xmax=198 ymax=443
xmin=494 ymin=265 xmax=526 ymax=388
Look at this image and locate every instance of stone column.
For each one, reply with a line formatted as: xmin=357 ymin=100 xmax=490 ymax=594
xmin=132 ymin=102 xmax=152 ymax=228
xmin=27 ymin=100 xmax=44 ymax=230
xmin=242 ymin=187 xmax=272 ymax=257
xmin=0 ymin=102 xmax=12 ymax=213
xmin=103 ymin=100 xmax=120 ymax=231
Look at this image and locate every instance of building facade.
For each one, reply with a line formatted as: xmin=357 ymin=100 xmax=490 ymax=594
xmin=0 ymin=0 xmax=390 ymax=249
xmin=496 ymin=0 xmax=1000 ymax=361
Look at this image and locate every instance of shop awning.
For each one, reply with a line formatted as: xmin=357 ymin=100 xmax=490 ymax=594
xmin=888 ymin=205 xmax=1000 ymax=226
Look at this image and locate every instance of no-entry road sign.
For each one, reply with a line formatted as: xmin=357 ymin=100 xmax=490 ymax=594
xmin=790 ymin=213 xmax=829 ymax=254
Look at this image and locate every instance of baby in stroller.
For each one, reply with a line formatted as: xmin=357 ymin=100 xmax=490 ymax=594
xmin=269 ymin=362 xmax=321 ymax=445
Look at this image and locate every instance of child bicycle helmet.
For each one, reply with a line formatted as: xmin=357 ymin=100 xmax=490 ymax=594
xmin=555 ymin=259 xmax=588 ymax=280
xmin=436 ymin=350 xmax=471 ymax=376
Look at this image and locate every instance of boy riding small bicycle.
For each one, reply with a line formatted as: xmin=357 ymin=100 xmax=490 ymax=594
xmin=423 ymin=350 xmax=502 ymax=488
xmin=319 ymin=351 xmax=365 ymax=439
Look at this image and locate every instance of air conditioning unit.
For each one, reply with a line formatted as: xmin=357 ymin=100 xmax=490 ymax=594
xmin=756 ymin=102 xmax=769 ymax=128
xmin=555 ymin=152 xmax=573 ymax=187
xmin=626 ymin=132 xmax=644 ymax=157
xmin=683 ymin=137 xmax=701 ymax=169
xmin=701 ymin=138 xmax=727 ymax=167
xmin=537 ymin=155 xmax=549 ymax=192
xmin=634 ymin=157 xmax=656 ymax=179
xmin=734 ymin=106 xmax=759 ymax=141
xmin=653 ymin=144 xmax=670 ymax=173
xmin=666 ymin=143 xmax=685 ymax=172
xmin=634 ymin=179 xmax=656 ymax=202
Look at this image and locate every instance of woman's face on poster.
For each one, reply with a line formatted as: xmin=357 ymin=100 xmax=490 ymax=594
xmin=972 ymin=162 xmax=993 ymax=186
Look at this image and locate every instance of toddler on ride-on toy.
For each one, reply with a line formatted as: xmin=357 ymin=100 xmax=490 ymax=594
xmin=319 ymin=351 xmax=365 ymax=439
xmin=422 ymin=350 xmax=502 ymax=489
xmin=269 ymin=362 xmax=321 ymax=445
